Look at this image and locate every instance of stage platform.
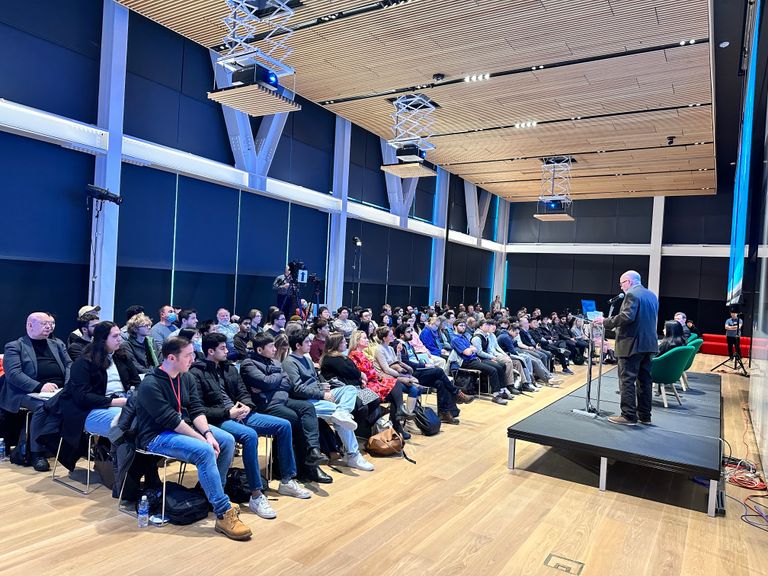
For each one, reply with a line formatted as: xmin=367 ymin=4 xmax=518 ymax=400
xmin=507 ymin=369 xmax=723 ymax=516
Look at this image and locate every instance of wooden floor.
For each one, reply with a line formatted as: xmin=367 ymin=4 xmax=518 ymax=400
xmin=1 ymin=354 xmax=766 ymax=576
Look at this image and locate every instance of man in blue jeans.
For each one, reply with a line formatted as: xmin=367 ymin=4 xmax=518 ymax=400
xmin=135 ymin=337 xmax=251 ymax=541
xmin=189 ymin=332 xmax=311 ymax=520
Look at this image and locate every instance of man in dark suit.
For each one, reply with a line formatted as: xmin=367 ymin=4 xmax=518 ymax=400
xmin=0 ymin=312 xmax=72 ymax=470
xmin=595 ymin=270 xmax=659 ymax=425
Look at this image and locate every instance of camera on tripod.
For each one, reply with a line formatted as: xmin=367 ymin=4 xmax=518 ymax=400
xmin=288 ymin=260 xmax=307 ymax=283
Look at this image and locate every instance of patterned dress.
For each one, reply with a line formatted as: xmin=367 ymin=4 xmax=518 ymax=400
xmin=349 ymin=350 xmax=396 ymax=401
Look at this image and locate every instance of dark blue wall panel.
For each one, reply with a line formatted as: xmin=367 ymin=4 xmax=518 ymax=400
xmin=118 ymin=165 xmax=176 ymax=269
xmin=0 ymin=261 xmax=89 ymax=347
xmin=114 ymin=267 xmax=172 ymax=325
xmin=175 ymin=177 xmax=238 ymax=273
xmin=0 ymin=132 xmax=92 ymax=264
xmin=237 ymin=193 xmax=289 ymax=276
xmin=173 ymin=271 xmax=235 ymax=316
xmin=288 ymin=204 xmax=328 ymax=285
xmin=0 ymin=1 xmax=100 ymax=123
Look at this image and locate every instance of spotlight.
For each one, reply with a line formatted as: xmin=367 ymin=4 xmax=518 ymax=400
xmin=667 ymin=136 xmax=675 ymax=145
xmin=352 ymin=236 xmax=363 ymax=247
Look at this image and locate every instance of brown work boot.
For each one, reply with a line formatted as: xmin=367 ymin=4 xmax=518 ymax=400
xmin=215 ymin=505 xmax=252 ymax=541
xmin=457 ymin=390 xmax=474 ymax=404
xmin=440 ymin=412 xmax=460 ymax=425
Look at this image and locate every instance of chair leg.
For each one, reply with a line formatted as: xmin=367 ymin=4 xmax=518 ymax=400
xmin=160 ymin=458 xmax=168 ymax=527
xmin=51 ymin=434 xmax=98 ymax=495
xmin=264 ymin=436 xmax=273 ymax=490
xmin=681 ymin=372 xmax=688 ymax=391
xmin=660 ymin=383 xmax=669 ymax=408
xmin=670 ymin=383 xmax=683 ymax=406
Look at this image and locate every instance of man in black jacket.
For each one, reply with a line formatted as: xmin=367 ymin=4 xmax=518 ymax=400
xmin=595 ymin=270 xmax=659 ymax=425
xmin=529 ymin=317 xmax=572 ymax=374
xmin=135 ymin=336 xmax=251 ymax=541
xmin=240 ymin=333 xmax=331 ymax=484
xmin=189 ymin=333 xmax=311 ymax=518
xmin=66 ymin=309 xmax=100 ymax=361
xmin=0 ymin=312 xmax=72 ymax=471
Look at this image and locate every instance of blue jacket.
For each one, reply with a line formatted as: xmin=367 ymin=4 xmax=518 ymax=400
xmin=497 ymin=332 xmax=518 ymax=355
xmin=419 ymin=327 xmax=442 ymax=356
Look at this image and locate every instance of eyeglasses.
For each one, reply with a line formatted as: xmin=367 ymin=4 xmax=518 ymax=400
xmin=34 ymin=321 xmax=54 ymax=327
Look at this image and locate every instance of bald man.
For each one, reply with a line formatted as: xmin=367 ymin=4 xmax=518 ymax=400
xmin=595 ymin=270 xmax=659 ymax=426
xmin=0 ymin=313 xmax=72 ymax=470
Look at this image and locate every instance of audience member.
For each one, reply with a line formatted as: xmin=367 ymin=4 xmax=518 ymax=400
xmin=232 ymin=316 xmax=253 ymax=361
xmin=150 ymin=305 xmax=177 ymax=344
xmin=674 ymin=312 xmax=691 ymax=341
xmin=67 ymin=309 xmax=100 ymax=361
xmin=135 ymin=337 xmax=250 ymax=540
xmin=529 ymin=317 xmax=572 ymax=374
xmin=373 ymin=326 xmax=423 ymax=419
xmin=470 ymin=319 xmax=515 ymax=399
xmin=309 ymin=318 xmax=329 ymax=363
xmin=265 ymin=309 xmax=286 ymax=339
xmin=248 ymin=309 xmax=263 ymax=336
xmin=405 ymin=314 xmax=447 ymax=371
xmin=333 ymin=307 xmax=357 ymax=339
xmin=120 ymin=305 xmax=145 ymax=340
xmin=170 ymin=309 xmax=198 ymax=337
xmin=0 ymin=312 xmax=72 ymax=471
xmin=121 ymin=313 xmax=161 ymax=374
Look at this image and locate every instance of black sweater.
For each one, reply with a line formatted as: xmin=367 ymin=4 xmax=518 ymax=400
xmin=320 ymin=354 xmax=362 ymax=387
xmin=135 ymin=367 xmax=205 ymax=450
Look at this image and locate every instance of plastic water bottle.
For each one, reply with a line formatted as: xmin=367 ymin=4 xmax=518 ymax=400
xmin=0 ymin=438 xmax=6 ymax=461
xmin=137 ymin=495 xmax=149 ymax=528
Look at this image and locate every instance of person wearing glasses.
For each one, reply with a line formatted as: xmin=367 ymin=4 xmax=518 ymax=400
xmin=594 ymin=270 xmax=659 ymax=426
xmin=0 ymin=312 xmax=72 ymax=471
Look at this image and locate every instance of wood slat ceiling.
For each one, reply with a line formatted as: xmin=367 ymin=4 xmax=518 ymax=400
xmin=116 ymin=0 xmax=715 ymax=203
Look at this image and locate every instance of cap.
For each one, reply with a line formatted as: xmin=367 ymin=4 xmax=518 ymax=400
xmin=78 ymin=305 xmax=101 ymax=317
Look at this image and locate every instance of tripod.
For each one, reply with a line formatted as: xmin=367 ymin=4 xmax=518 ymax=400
xmin=710 ymin=354 xmax=748 ymax=377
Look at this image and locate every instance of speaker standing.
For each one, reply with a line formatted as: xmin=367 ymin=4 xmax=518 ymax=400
xmin=594 ymin=270 xmax=659 ymax=425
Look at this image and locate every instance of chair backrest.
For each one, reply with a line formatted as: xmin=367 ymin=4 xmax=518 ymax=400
xmin=689 ymin=333 xmax=698 ymax=342
xmin=683 ymin=339 xmax=704 ymax=371
xmin=651 ymin=345 xmax=695 ymax=384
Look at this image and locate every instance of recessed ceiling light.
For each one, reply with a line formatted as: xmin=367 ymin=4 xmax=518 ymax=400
xmin=689 ymin=39 xmax=696 ymax=44
xmin=720 ymin=41 xmax=730 ymax=48
xmin=679 ymin=40 xmax=686 ymax=46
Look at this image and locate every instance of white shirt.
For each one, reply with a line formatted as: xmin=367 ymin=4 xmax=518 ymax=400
xmin=105 ymin=359 xmax=123 ymax=396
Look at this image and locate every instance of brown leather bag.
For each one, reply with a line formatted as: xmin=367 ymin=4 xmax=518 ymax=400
xmin=365 ymin=427 xmax=405 ymax=456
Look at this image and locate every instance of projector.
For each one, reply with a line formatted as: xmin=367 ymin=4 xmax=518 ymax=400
xmin=396 ymin=145 xmax=427 ymax=163
xmin=231 ymin=64 xmax=279 ymax=91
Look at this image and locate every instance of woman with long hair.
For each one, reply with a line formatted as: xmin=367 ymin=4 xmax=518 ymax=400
xmin=658 ymin=320 xmax=686 ymax=355
xmin=372 ymin=326 xmax=422 ymax=418
xmin=348 ymin=330 xmax=410 ymax=438
xmin=274 ymin=333 xmax=290 ymax=363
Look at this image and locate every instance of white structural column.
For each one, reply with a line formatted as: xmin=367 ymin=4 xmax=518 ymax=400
xmin=464 ymin=180 xmax=492 ymax=241
xmin=89 ymin=0 xmax=129 ymax=320
xmin=648 ymin=196 xmax=665 ymax=296
xmin=429 ymin=167 xmax=450 ymax=305
xmin=380 ymin=139 xmax=419 ymax=227
xmin=210 ymin=51 xmax=292 ymax=190
xmin=492 ymin=199 xmax=510 ymax=304
xmin=327 ymin=117 xmax=351 ymax=309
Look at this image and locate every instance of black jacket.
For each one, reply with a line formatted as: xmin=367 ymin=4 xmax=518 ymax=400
xmin=603 ymin=284 xmax=659 ymax=357
xmin=232 ymin=332 xmax=253 ymax=361
xmin=188 ymin=359 xmax=255 ymax=425
xmin=320 ymin=354 xmax=362 ymax=387
xmin=66 ymin=331 xmax=90 ymax=361
xmin=135 ymin=368 xmax=205 ymax=450
xmin=0 ymin=336 xmax=71 ymax=412
xmin=240 ymin=355 xmax=291 ymax=411
xmin=36 ymin=350 xmax=139 ymax=470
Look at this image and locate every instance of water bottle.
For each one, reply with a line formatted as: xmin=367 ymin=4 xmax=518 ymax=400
xmin=0 ymin=438 xmax=6 ymax=461
xmin=137 ymin=495 xmax=149 ymax=528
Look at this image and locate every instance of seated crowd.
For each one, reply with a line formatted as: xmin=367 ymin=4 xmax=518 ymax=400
xmin=0 ymin=298 xmax=663 ymax=541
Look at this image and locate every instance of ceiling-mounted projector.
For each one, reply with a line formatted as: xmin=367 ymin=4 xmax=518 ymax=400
xmin=396 ymin=144 xmax=427 ymax=163
xmin=231 ymin=63 xmax=280 ymax=91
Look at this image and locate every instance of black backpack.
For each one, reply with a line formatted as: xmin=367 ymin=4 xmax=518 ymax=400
xmin=164 ymin=482 xmax=209 ymax=525
xmin=224 ymin=468 xmax=252 ymax=503
xmin=413 ymin=402 xmax=441 ymax=436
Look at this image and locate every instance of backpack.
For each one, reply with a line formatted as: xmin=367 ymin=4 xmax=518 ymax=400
xmin=413 ymin=402 xmax=441 ymax=436
xmin=365 ymin=427 xmax=405 ymax=456
xmin=224 ymin=468 xmax=252 ymax=503
xmin=163 ymin=482 xmax=209 ymax=525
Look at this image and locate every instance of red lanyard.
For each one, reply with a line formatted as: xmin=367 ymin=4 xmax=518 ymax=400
xmin=161 ymin=368 xmax=182 ymax=415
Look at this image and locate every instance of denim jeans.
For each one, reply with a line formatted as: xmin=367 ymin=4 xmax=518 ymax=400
xmin=309 ymin=385 xmax=359 ymax=455
xmin=220 ymin=411 xmax=296 ymax=488
xmin=147 ymin=426 xmax=234 ymax=516
xmin=84 ymin=407 xmax=122 ymax=436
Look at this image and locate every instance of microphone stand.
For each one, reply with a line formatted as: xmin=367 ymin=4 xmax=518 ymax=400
xmin=572 ymin=320 xmax=606 ymax=419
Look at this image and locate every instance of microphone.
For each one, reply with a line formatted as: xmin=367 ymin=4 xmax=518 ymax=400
xmin=608 ymin=293 xmax=625 ymax=305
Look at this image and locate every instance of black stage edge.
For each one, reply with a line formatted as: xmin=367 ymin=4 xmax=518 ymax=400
xmin=507 ymin=370 xmax=723 ymax=516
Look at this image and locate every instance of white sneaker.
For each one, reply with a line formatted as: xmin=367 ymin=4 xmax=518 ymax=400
xmin=249 ymin=494 xmax=277 ymax=519
xmin=330 ymin=410 xmax=358 ymax=431
xmin=342 ymin=452 xmax=374 ymax=471
xmin=278 ymin=479 xmax=311 ymax=499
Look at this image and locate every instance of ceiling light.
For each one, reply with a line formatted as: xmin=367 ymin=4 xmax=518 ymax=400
xmin=720 ymin=41 xmax=730 ymax=48
xmin=538 ymin=65 xmax=544 ymax=69
xmin=679 ymin=40 xmax=686 ymax=46
xmin=689 ymin=39 xmax=696 ymax=44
